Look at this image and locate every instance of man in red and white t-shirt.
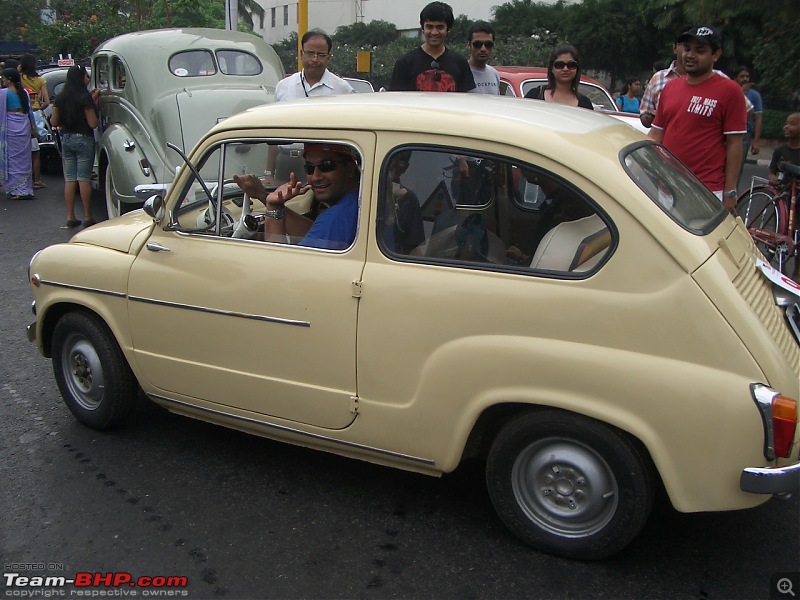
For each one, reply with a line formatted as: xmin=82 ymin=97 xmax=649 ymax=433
xmin=649 ymin=25 xmax=746 ymax=212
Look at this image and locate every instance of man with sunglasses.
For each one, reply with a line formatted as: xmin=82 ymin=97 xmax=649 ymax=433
xmin=467 ymin=22 xmax=500 ymax=95
xmin=389 ymin=2 xmax=475 ymax=93
xmin=234 ymin=143 xmax=360 ymax=250
xmin=266 ymin=31 xmax=354 ymax=187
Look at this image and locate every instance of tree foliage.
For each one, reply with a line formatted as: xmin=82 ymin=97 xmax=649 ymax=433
xmin=332 ymin=20 xmax=398 ymax=48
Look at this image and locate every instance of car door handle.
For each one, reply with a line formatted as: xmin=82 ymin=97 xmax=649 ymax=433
xmin=146 ymin=242 xmax=171 ymax=253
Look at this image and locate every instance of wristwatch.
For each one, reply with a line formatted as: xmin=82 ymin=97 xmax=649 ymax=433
xmin=264 ymin=207 xmax=285 ymax=220
xmin=724 ymin=190 xmax=737 ymax=199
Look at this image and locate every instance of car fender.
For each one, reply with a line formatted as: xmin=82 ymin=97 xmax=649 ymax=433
xmin=100 ymin=122 xmax=160 ymax=207
xmin=30 ymin=236 xmax=149 ymax=377
xmin=411 ymin=334 xmax=768 ymax=512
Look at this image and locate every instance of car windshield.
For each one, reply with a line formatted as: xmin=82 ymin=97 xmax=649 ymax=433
xmin=623 ymin=143 xmax=726 ymax=233
xmin=169 ymin=49 xmax=263 ymax=77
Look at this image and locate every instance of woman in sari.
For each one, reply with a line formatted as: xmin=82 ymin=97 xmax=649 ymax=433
xmin=1 ymin=68 xmax=34 ymax=200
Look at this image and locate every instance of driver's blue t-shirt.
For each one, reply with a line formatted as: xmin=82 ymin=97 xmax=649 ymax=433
xmin=299 ymin=190 xmax=359 ymax=250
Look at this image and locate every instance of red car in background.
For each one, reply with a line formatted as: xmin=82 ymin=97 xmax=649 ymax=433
xmin=496 ymin=66 xmax=648 ymax=133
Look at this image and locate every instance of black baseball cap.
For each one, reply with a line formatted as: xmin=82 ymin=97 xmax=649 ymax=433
xmin=677 ymin=25 xmax=722 ymax=51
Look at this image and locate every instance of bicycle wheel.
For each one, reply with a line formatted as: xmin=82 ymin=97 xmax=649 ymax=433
xmin=736 ymin=188 xmax=786 ymax=267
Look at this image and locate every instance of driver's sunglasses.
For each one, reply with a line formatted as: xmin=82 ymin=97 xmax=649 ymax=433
xmin=303 ymin=159 xmax=346 ymax=175
xmin=430 ymin=60 xmax=441 ymax=82
xmin=471 ymin=40 xmax=494 ymax=49
xmin=553 ymin=60 xmax=579 ymax=70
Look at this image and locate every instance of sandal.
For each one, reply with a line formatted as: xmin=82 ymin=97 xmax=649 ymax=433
xmin=33 ymin=181 xmax=47 ymax=189
xmin=62 ymin=219 xmax=81 ymax=229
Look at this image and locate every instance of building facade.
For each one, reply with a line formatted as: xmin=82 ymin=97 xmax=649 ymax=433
xmin=254 ymin=0 xmax=494 ymax=44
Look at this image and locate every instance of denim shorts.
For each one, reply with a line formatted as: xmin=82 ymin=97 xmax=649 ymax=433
xmin=61 ymin=133 xmax=96 ymax=182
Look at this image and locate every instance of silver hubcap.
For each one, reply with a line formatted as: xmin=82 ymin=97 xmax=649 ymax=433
xmin=511 ymin=438 xmax=618 ymax=537
xmin=61 ymin=334 xmax=105 ymax=411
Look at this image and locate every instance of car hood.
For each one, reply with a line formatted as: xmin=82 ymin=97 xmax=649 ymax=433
xmin=70 ymin=211 xmax=156 ymax=254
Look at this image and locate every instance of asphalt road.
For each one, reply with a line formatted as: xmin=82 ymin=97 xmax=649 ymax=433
xmin=1 ymin=167 xmax=798 ymax=600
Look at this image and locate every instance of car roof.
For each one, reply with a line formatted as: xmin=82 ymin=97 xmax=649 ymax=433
xmin=211 ymin=92 xmax=643 ymax=166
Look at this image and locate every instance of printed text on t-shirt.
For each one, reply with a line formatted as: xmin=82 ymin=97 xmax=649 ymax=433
xmin=687 ymin=95 xmax=718 ymax=117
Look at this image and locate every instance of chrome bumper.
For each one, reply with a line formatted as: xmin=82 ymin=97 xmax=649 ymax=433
xmin=740 ymin=461 xmax=800 ymax=494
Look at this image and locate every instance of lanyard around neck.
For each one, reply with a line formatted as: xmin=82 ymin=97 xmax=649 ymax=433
xmin=300 ymin=72 xmax=310 ymax=97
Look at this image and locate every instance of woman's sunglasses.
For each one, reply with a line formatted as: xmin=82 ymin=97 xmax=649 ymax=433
xmin=303 ymin=159 xmax=346 ymax=175
xmin=553 ymin=60 xmax=579 ymax=70
xmin=471 ymin=40 xmax=494 ymax=49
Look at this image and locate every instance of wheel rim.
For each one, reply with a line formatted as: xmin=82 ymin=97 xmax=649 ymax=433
xmin=511 ymin=438 xmax=618 ymax=538
xmin=105 ymin=165 xmax=120 ymax=219
xmin=60 ymin=333 xmax=106 ymax=411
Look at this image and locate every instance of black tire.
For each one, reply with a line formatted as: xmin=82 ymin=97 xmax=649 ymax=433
xmin=51 ymin=311 xmax=138 ymax=429
xmin=486 ymin=409 xmax=655 ymax=560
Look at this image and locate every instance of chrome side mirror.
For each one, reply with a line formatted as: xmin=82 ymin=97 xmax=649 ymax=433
xmin=143 ymin=195 xmax=165 ymax=222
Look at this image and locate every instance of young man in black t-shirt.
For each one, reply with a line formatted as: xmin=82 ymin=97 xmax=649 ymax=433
xmin=389 ymin=2 xmax=475 ymax=93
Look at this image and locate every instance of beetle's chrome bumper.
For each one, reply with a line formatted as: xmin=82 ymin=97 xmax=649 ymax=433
xmin=740 ymin=461 xmax=800 ymax=494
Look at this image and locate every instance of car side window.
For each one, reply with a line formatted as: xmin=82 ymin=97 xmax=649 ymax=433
xmin=171 ymin=140 xmax=361 ymax=251
xmin=94 ymin=56 xmax=109 ymax=89
xmin=378 ymin=148 xmax=613 ymax=275
xmin=111 ymin=58 xmax=126 ymax=91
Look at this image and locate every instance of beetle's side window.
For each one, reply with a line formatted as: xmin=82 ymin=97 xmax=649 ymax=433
xmin=378 ymin=148 xmax=613 ymax=274
xmin=172 ymin=140 xmax=361 ymax=252
xmin=94 ymin=56 xmax=109 ymax=89
xmin=111 ymin=58 xmax=126 ymax=91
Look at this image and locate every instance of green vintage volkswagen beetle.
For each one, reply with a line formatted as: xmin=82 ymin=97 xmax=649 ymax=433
xmin=92 ymin=28 xmax=284 ymax=219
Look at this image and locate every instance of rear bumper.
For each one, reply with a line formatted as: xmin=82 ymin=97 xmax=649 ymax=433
xmin=740 ymin=461 xmax=800 ymax=494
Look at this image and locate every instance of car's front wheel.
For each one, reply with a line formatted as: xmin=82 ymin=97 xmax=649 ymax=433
xmin=52 ymin=311 xmax=138 ymax=429
xmin=486 ymin=409 xmax=655 ymax=560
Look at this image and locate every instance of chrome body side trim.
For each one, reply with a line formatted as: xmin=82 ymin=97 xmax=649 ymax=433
xmin=127 ymin=296 xmax=311 ymax=327
xmin=39 ymin=280 xmax=127 ymax=298
xmin=151 ymin=394 xmax=435 ymax=466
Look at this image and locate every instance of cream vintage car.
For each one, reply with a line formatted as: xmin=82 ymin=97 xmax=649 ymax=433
xmin=27 ymin=93 xmax=799 ymax=560
xmin=92 ymin=28 xmax=284 ymax=219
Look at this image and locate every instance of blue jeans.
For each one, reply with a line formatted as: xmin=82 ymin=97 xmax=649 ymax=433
xmin=61 ymin=133 xmax=96 ymax=182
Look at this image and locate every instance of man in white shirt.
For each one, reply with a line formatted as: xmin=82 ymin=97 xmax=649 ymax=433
xmin=466 ymin=21 xmax=500 ymax=96
xmin=267 ymin=30 xmax=354 ymax=184
xmin=275 ymin=30 xmax=354 ymax=101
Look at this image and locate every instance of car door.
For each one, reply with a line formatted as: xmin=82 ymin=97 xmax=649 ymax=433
xmin=127 ymin=135 xmax=373 ymax=430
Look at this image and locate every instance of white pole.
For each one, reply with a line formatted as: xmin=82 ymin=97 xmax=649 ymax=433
xmin=225 ymin=0 xmax=239 ymax=31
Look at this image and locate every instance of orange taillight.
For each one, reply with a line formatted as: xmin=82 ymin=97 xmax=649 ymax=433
xmin=772 ymin=395 xmax=798 ymax=459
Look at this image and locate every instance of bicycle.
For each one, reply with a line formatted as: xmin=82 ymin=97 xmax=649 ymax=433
xmin=735 ymin=161 xmax=800 ymax=276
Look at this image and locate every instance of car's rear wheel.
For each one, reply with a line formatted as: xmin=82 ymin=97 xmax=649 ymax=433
xmin=52 ymin=311 xmax=138 ymax=429
xmin=486 ymin=409 xmax=655 ymax=560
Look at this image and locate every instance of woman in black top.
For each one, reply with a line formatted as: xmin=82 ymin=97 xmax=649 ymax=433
xmin=51 ymin=65 xmax=99 ymax=227
xmin=525 ymin=44 xmax=594 ymax=110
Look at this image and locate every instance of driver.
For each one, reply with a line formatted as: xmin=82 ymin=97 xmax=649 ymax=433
xmin=233 ymin=143 xmax=360 ymax=250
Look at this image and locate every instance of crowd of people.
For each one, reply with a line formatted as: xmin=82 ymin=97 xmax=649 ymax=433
xmin=1 ymin=55 xmax=98 ymax=226
xmin=3 ymin=2 xmax=797 ymax=244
